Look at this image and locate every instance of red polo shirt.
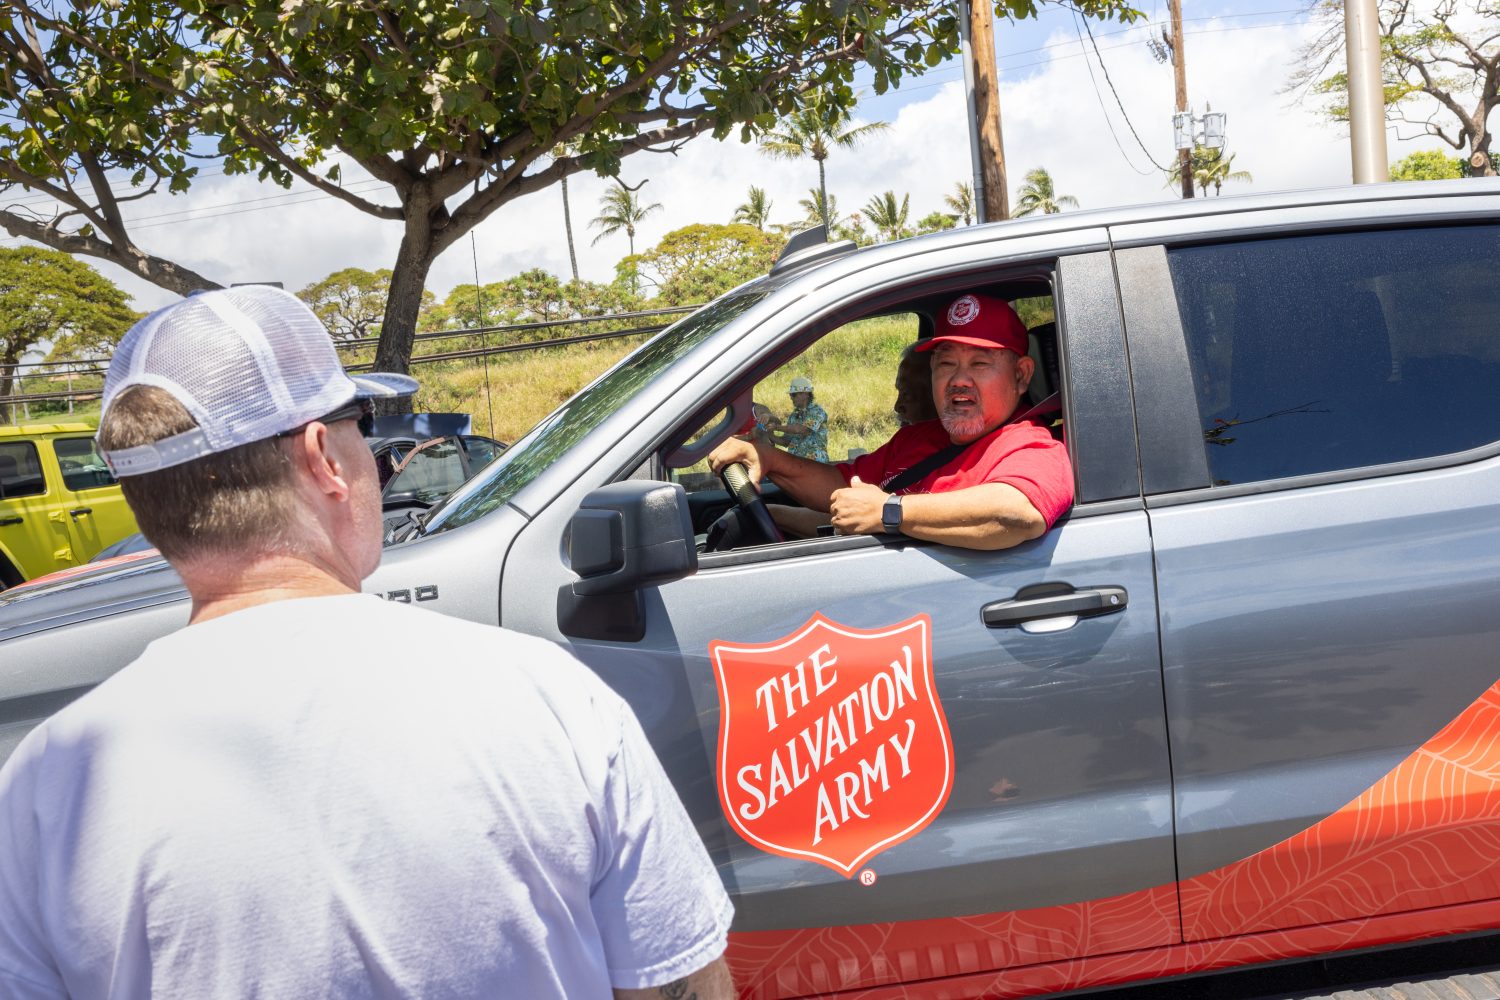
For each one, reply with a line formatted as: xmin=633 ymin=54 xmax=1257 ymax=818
xmin=836 ymin=418 xmax=1074 ymax=528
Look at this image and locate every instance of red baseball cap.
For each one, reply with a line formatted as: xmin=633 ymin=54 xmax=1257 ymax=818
xmin=916 ymin=293 xmax=1028 ymax=356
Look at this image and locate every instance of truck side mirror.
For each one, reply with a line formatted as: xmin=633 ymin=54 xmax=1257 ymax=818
xmin=558 ymin=482 xmax=697 ymax=642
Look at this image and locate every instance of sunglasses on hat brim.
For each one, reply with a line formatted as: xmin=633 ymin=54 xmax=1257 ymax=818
xmin=277 ymin=398 xmax=376 ymax=439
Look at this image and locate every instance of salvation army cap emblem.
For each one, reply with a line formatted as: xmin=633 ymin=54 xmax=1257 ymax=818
xmin=711 ymin=613 xmax=954 ymax=877
xmin=946 ymin=294 xmax=981 ymax=326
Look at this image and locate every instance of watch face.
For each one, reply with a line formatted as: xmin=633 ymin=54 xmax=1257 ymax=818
xmin=883 ymin=495 xmax=902 ymax=532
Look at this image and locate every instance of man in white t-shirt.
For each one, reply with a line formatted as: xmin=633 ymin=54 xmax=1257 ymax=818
xmin=0 ymin=287 xmax=733 ymax=999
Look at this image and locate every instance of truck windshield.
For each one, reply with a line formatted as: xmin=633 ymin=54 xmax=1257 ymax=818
xmin=424 ymin=290 xmax=768 ymax=534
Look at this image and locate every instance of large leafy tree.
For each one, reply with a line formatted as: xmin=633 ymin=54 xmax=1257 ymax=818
xmin=915 ymin=209 xmax=957 ymax=234
xmin=760 ymin=90 xmax=888 ymax=229
xmin=1013 ymin=167 xmax=1078 ymax=216
xmin=1290 ymin=0 xmax=1498 ymax=176
xmin=0 ymin=247 xmax=136 ymax=420
xmin=428 ymin=269 xmax=638 ymax=335
xmin=622 ymin=222 xmax=784 ymax=305
xmin=297 ymin=267 xmax=396 ymax=342
xmin=1390 ymin=148 xmax=1465 ymax=180
xmin=0 ymin=0 xmax=1138 ymax=391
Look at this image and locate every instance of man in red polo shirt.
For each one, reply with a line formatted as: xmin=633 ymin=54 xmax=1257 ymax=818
xmin=708 ymin=292 xmax=1072 ymax=551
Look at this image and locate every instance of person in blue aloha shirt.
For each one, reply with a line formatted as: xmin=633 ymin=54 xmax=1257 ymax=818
xmin=769 ymin=375 xmax=829 ymax=462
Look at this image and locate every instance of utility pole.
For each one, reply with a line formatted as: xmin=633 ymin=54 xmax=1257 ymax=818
xmin=961 ymin=0 xmax=1009 ymax=222
xmin=1169 ymin=0 xmax=1193 ymax=198
xmin=1344 ymin=0 xmax=1389 ymax=182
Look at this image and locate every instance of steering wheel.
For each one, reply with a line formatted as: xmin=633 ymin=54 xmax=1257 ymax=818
xmin=719 ymin=462 xmax=785 ymax=547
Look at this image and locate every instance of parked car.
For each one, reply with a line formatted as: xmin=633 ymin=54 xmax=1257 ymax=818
xmin=0 ymin=422 xmax=139 ymax=589
xmin=369 ymin=422 xmax=506 ymax=537
xmin=5 ymin=181 xmax=1500 ymax=998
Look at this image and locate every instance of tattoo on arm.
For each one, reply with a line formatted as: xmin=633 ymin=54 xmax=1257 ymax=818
xmin=659 ymin=980 xmax=695 ymax=1000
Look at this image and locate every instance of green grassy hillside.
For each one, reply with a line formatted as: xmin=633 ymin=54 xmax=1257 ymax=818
xmin=420 ymin=313 xmax=923 ymax=453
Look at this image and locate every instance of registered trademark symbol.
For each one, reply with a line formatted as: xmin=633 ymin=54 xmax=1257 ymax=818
xmin=858 ymin=869 xmax=877 ymax=886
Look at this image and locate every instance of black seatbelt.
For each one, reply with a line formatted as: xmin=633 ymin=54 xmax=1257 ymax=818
xmin=882 ymin=392 xmax=1059 ymax=494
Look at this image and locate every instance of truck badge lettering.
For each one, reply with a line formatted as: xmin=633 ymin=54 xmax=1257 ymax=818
xmin=711 ymin=613 xmax=953 ymax=877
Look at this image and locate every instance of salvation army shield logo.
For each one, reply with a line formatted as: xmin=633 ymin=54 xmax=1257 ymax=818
xmin=711 ymin=613 xmax=954 ymax=877
xmin=947 ymin=294 xmax=981 ymax=326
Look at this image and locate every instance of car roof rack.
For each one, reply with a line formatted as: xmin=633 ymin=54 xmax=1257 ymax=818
xmin=770 ymin=224 xmax=857 ymax=276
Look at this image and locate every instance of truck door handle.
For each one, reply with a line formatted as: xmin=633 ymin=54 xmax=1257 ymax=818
xmin=69 ymin=507 xmax=93 ymax=518
xmin=0 ymin=516 xmax=21 ymax=526
xmin=982 ymin=584 xmax=1128 ymax=629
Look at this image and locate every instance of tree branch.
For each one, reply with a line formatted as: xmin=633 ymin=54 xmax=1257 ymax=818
xmin=0 ymin=208 xmax=222 ymax=296
xmin=485 ymin=10 xmax=759 ymax=170
xmin=233 ymin=130 xmax=404 ymax=218
xmin=1398 ymin=51 xmax=1479 ymax=135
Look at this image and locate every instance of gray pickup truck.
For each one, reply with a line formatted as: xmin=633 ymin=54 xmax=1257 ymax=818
xmin=5 ymin=180 xmax=1500 ymax=998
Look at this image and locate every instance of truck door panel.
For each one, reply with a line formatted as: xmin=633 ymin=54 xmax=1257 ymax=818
xmin=1122 ymin=223 xmax=1500 ymax=941
xmin=499 ymin=251 xmax=1175 ymax=991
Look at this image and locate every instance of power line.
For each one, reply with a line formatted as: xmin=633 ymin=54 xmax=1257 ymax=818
xmin=1071 ymin=9 xmax=1157 ymax=176
xmin=124 ymin=180 xmax=388 ymax=230
xmin=1004 ymin=7 xmax=1306 ymax=63
xmin=1074 ymin=9 xmax=1175 ymax=173
xmin=1 ymin=165 xmax=231 ymax=213
xmin=862 ymin=15 xmax=1310 ymax=102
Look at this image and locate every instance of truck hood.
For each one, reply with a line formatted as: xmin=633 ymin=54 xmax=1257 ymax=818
xmin=0 ymin=553 xmax=187 ymax=641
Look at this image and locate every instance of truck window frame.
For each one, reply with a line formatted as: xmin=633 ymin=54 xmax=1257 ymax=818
xmin=642 ymin=265 xmax=1092 ymax=568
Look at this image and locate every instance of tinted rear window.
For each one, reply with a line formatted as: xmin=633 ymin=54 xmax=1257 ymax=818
xmin=1169 ymin=225 xmax=1500 ymax=486
xmin=0 ymin=442 xmax=44 ymax=499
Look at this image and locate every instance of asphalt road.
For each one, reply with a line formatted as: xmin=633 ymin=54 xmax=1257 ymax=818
xmin=1084 ymin=933 xmax=1500 ymax=1000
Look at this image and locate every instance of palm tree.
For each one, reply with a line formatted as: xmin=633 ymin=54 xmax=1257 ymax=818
xmin=1203 ymin=150 xmax=1253 ymax=196
xmin=733 ymin=186 xmax=774 ymax=230
xmin=1167 ymin=146 xmax=1252 ymax=197
xmin=797 ymin=189 xmax=841 ymax=230
xmin=863 ymin=190 xmax=911 ymax=242
xmin=760 ymin=91 xmax=888 ymax=229
xmin=589 ymin=183 xmax=661 ymax=257
xmin=1167 ymin=148 xmax=1212 ymax=196
xmin=552 ymin=142 xmax=580 ymax=281
xmin=1013 ymin=168 xmax=1079 ymax=217
xmin=944 ymin=182 xmax=975 ymax=226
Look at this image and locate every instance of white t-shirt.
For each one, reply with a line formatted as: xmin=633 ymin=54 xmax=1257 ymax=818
xmin=0 ymin=594 xmax=733 ymax=999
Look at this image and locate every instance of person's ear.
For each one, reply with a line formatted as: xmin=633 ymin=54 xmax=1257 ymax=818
xmin=1015 ymin=354 xmax=1036 ymax=391
xmin=293 ymin=422 xmax=352 ymax=502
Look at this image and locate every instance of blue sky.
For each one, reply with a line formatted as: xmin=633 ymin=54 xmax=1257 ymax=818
xmin=4 ymin=1 xmax=1451 ymax=315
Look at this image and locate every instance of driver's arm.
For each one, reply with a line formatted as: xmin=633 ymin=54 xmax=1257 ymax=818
xmin=829 ymin=479 xmax=1047 ymax=550
xmin=707 ymin=437 xmax=846 ymax=512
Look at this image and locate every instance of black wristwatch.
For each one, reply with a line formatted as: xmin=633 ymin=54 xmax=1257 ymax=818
xmin=881 ymin=494 xmax=904 ymax=535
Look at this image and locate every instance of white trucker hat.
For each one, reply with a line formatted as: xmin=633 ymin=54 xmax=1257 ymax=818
xmin=99 ymin=285 xmax=418 ymax=476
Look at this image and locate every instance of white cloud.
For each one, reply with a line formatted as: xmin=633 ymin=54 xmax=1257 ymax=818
xmin=6 ymin=10 xmax=1462 ymax=318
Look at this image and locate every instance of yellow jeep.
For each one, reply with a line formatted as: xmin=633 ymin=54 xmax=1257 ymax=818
xmin=0 ymin=423 xmax=138 ymax=588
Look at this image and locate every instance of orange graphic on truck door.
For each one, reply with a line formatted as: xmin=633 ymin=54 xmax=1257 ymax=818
xmin=711 ymin=613 xmax=954 ymax=877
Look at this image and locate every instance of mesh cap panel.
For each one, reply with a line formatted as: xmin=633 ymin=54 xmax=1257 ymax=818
xmin=100 ymin=286 xmax=365 ymax=470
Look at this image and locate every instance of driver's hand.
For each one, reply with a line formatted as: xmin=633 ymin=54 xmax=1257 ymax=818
xmin=707 ymin=437 xmax=765 ymax=485
xmin=829 ymin=476 xmax=889 ymax=535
